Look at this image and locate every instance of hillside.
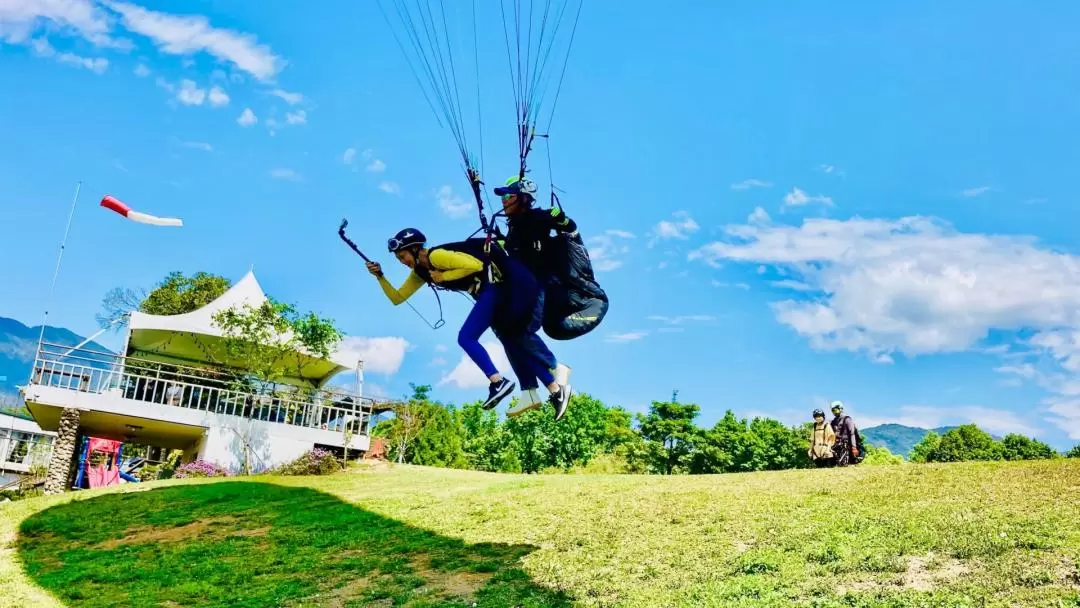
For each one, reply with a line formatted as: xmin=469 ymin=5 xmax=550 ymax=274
xmin=860 ymin=423 xmax=960 ymax=457
xmin=0 ymin=316 xmax=112 ymax=394
xmin=3 ymin=461 xmax=1079 ymax=607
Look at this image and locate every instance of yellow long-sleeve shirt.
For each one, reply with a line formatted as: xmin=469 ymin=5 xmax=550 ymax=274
xmin=377 ymin=249 xmax=484 ymax=304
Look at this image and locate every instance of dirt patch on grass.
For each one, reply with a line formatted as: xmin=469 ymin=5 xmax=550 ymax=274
xmin=903 ymin=554 xmax=969 ymax=591
xmin=410 ymin=555 xmax=493 ymax=600
xmin=838 ymin=553 xmax=971 ymax=594
xmin=287 ymin=576 xmax=373 ymax=608
xmin=99 ymin=516 xmax=257 ymax=549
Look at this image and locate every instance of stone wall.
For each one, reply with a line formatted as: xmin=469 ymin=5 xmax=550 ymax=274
xmin=43 ymin=408 xmax=81 ymax=495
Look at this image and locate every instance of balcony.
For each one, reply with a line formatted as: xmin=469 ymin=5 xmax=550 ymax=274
xmin=27 ymin=342 xmax=384 ymax=440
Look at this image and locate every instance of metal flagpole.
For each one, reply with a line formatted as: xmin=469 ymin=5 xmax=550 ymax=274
xmin=34 ymin=181 xmax=83 ymax=357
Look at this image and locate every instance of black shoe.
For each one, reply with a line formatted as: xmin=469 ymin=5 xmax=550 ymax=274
xmin=550 ymin=384 xmax=572 ymax=421
xmin=483 ymin=378 xmax=515 ymax=410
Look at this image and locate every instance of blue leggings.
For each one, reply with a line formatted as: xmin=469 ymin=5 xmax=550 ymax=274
xmin=457 ymin=271 xmax=556 ymax=388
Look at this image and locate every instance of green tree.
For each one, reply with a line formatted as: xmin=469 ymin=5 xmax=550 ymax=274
xmin=861 ymin=444 xmax=904 ymax=466
xmin=910 ymin=431 xmax=942 ymax=463
xmin=457 ymin=401 xmax=518 ymax=472
xmin=637 ymin=400 xmax=700 ymax=474
xmin=142 ymin=271 xmax=231 ymax=316
xmin=374 ymin=385 xmax=431 ymax=464
xmin=411 ymin=402 xmax=467 ymax=468
xmin=504 ymin=393 xmax=613 ymax=473
xmin=1067 ymin=444 xmax=1080 ymax=458
xmin=749 ymin=417 xmax=811 ymax=471
xmin=1000 ymin=434 xmax=1058 ymax=461
xmin=929 ymin=425 xmax=1003 ymax=463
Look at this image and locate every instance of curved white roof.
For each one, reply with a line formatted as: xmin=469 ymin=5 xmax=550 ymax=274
xmin=126 ymin=271 xmax=354 ymax=387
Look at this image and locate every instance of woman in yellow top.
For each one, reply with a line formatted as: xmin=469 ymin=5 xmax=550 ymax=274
xmin=808 ymin=408 xmax=837 ymax=467
xmin=366 ymin=228 xmax=572 ymax=419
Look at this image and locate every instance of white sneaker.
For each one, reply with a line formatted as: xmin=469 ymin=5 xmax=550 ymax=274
xmin=553 ymin=363 xmax=572 ymax=386
xmin=507 ymin=389 xmax=543 ymax=418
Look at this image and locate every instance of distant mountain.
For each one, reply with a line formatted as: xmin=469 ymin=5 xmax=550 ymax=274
xmin=860 ymin=423 xmax=963 ymax=458
xmin=0 ymin=316 xmax=113 ymax=394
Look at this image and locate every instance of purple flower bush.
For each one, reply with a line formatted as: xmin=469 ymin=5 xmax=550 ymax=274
xmin=173 ymin=459 xmax=230 ymax=479
xmin=275 ymin=448 xmax=342 ymax=476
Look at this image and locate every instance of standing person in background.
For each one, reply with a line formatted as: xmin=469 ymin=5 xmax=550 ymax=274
xmin=807 ymin=409 xmax=837 ymax=467
xmin=829 ymin=401 xmax=863 ymax=466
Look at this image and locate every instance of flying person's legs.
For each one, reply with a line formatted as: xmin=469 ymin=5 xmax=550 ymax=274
xmin=458 ymin=283 xmax=515 ymax=409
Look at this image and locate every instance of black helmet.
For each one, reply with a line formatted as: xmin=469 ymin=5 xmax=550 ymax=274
xmin=388 ymin=228 xmax=426 ymax=253
xmin=813 ymin=409 xmax=825 ymax=418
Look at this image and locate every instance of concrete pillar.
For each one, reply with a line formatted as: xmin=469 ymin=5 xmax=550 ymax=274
xmin=43 ymin=408 xmax=81 ymax=495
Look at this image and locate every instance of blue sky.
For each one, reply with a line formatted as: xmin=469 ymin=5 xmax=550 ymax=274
xmin=4 ymin=1 xmax=1080 ymax=449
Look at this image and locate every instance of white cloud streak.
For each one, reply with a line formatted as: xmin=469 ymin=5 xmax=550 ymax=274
xmin=207 ymin=85 xmax=229 ymax=107
xmin=336 ymin=336 xmax=410 ymax=375
xmin=436 ymin=185 xmax=470 ymax=219
xmin=237 ymin=107 xmax=257 ymax=126
xmin=731 ymin=179 xmax=773 ymax=191
xmin=588 ymin=231 xmax=634 ymax=272
xmin=103 ymin=1 xmax=283 ymax=80
xmin=270 ymin=168 xmax=300 ymax=181
xmin=783 ymin=187 xmax=833 ymax=207
xmin=962 ymin=186 xmax=992 ymax=198
xmin=378 ymin=181 xmax=401 ymax=195
xmin=606 ymin=331 xmax=649 ymax=344
xmin=270 ymin=88 xmax=303 ymax=105
xmin=342 ymin=148 xmax=357 ymax=165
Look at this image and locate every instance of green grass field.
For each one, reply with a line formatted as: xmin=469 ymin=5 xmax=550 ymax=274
xmin=2 ymin=460 xmax=1079 ymax=607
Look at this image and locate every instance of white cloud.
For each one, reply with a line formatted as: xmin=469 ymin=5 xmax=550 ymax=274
xmin=207 ymin=85 xmax=229 ymax=107
xmin=434 ymin=344 xmax=449 ymax=353
xmin=270 ymin=88 xmax=303 ymax=105
xmin=783 ymin=187 xmax=833 ymax=207
xmin=285 ymin=109 xmax=306 ymax=125
xmin=712 ymin=281 xmax=750 ymax=290
xmin=651 ymin=211 xmax=699 ymax=244
xmin=28 ymin=37 xmax=107 ymax=73
xmin=962 ymin=186 xmax=992 ymax=198
xmin=133 ymin=63 xmax=150 ymax=77
xmin=431 ymin=357 xmax=448 ymax=367
xmin=438 ymin=340 xmax=512 ymax=389
xmin=690 ymin=212 xmax=1080 ymax=438
xmin=378 ymin=181 xmax=401 ymax=195
xmin=731 ymin=179 xmax=772 ymax=191
xmin=270 ymin=168 xmax=300 ymax=181
xmin=606 ymin=331 xmax=649 ymax=344
xmin=748 ymin=206 xmax=771 ymax=225
xmin=769 ymin=279 xmax=814 ymax=292
xmin=0 ymin=0 xmax=128 ymax=48
xmin=335 ymin=336 xmax=410 ymax=375
xmin=103 ymin=1 xmax=283 ymax=80
xmin=588 ymin=231 xmax=634 ymax=272
xmin=366 ymin=159 xmax=386 ymax=173
xmin=342 ymin=147 xmax=357 ymax=165
xmin=436 ymin=185 xmax=470 ymax=219
xmin=176 ymin=79 xmax=206 ymax=105
xmin=237 ymin=107 xmax=256 ymax=127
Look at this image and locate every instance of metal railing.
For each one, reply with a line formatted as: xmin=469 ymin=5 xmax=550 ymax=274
xmin=29 ymin=342 xmax=384 ymax=438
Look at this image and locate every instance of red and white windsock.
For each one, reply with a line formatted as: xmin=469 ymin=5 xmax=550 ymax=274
xmin=100 ymin=195 xmax=183 ymax=227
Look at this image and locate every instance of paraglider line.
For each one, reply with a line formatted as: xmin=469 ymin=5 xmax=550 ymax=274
xmin=35 ymin=181 xmax=83 ymax=361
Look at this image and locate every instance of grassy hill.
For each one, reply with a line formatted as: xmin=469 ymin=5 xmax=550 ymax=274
xmin=3 ymin=461 xmax=1079 ymax=607
xmin=0 ymin=316 xmax=113 ymax=394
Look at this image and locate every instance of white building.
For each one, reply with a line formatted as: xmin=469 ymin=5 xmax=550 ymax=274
xmin=20 ymin=271 xmax=385 ymax=493
xmin=0 ymin=412 xmax=55 ymax=487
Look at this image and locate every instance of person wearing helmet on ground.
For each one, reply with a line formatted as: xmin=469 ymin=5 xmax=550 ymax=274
xmin=366 ymin=228 xmax=572 ymax=419
xmin=807 ymin=408 xmax=837 ymax=467
xmin=494 ymin=176 xmax=609 ymax=345
xmin=829 ymin=401 xmax=862 ymax=466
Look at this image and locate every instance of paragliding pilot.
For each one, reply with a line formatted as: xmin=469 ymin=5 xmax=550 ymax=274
xmin=495 ymin=176 xmax=609 ymax=341
xmin=366 ymin=228 xmax=573 ymax=420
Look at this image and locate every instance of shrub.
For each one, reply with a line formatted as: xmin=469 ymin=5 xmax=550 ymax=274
xmin=173 ymin=460 xmax=230 ymax=479
xmin=275 ymin=448 xmax=342 ymax=476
